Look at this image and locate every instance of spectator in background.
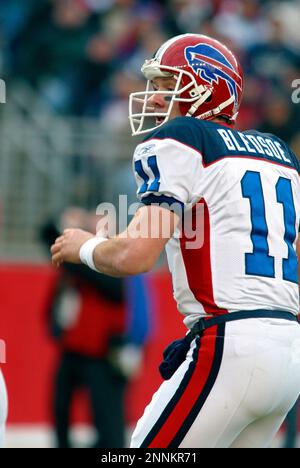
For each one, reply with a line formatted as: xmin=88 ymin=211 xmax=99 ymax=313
xmin=163 ymin=0 xmax=216 ymax=36
xmin=0 ymin=0 xmax=36 ymax=72
xmin=74 ymin=32 xmax=116 ymax=116
xmin=246 ymin=17 xmax=300 ymax=90
xmin=1 ymin=0 xmax=299 ymax=132
xmin=235 ymin=75 xmax=267 ymax=130
xmin=74 ymin=1 xmax=164 ymax=115
xmin=41 ymin=207 xmax=150 ymax=448
xmin=11 ymin=0 xmax=100 ymax=113
xmin=258 ymin=91 xmax=299 ymax=145
xmin=99 ymin=70 xmax=144 ymax=131
xmin=125 ymin=26 xmax=168 ymax=78
xmin=270 ymin=0 xmax=300 ymax=49
xmin=213 ymin=0 xmax=270 ymax=50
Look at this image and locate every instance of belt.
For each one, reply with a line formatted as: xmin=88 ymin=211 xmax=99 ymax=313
xmin=191 ymin=309 xmax=300 ymax=338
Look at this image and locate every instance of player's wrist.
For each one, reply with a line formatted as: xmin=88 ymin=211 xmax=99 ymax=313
xmin=79 ymin=236 xmax=108 ymax=271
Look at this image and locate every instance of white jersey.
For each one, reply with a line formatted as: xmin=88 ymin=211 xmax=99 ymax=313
xmin=133 ymin=117 xmax=300 ymax=328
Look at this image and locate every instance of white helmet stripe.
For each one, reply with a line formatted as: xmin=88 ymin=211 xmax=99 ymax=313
xmin=155 ymin=33 xmax=223 ymax=62
xmin=155 ymin=34 xmax=197 ymax=62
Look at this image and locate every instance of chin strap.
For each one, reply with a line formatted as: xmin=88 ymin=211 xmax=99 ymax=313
xmin=184 ymin=84 xmax=211 ymax=116
xmin=186 ymin=88 xmax=212 ymax=117
xmin=185 ymin=82 xmax=236 ymax=120
xmin=195 ymin=94 xmax=236 ymax=121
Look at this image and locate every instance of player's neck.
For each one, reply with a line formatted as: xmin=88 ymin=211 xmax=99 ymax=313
xmin=212 ymin=118 xmax=234 ymax=128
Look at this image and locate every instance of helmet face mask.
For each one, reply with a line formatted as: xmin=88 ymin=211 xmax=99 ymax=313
xmin=129 ymin=63 xmax=210 ymax=136
xmin=129 ymin=34 xmax=244 ymax=136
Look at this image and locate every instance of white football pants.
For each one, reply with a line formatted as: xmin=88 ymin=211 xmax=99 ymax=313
xmin=131 ymin=317 xmax=300 ymax=448
xmin=0 ymin=369 xmax=7 ymax=448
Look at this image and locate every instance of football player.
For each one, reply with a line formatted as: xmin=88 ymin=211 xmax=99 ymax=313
xmin=51 ymin=34 xmax=300 ymax=448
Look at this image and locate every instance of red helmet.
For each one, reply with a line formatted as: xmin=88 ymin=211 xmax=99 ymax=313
xmin=129 ymin=34 xmax=244 ymax=135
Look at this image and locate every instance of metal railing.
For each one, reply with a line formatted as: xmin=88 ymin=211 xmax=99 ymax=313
xmin=0 ymin=82 xmax=138 ymax=260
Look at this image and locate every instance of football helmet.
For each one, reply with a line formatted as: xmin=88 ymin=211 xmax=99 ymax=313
xmin=129 ymin=33 xmax=244 ymax=135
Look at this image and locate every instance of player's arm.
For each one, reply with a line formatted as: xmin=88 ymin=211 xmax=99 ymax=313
xmin=51 ymin=126 xmax=202 ymax=276
xmin=51 ymin=205 xmax=179 ymax=277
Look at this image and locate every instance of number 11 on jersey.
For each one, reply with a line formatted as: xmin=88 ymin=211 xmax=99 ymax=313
xmin=241 ymin=170 xmax=298 ymax=284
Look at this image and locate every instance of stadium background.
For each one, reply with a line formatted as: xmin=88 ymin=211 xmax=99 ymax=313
xmin=0 ymin=0 xmax=299 ymax=447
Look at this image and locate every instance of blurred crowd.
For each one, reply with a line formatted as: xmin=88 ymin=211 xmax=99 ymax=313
xmin=0 ymin=0 xmax=300 ymax=146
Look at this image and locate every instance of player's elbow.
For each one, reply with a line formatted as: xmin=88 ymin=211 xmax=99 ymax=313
xmin=124 ymin=263 xmax=152 ymax=276
xmin=117 ymin=244 xmax=156 ymax=276
xmin=118 ymin=255 xmax=154 ymax=276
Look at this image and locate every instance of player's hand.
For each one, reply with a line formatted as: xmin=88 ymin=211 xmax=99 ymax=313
xmin=50 ymin=228 xmax=94 ymax=267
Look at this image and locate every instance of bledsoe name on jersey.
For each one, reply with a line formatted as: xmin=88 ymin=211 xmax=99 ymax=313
xmin=217 ymin=128 xmax=291 ymax=163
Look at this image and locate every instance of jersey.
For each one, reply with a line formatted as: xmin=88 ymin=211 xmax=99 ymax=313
xmin=133 ymin=117 xmax=300 ymax=329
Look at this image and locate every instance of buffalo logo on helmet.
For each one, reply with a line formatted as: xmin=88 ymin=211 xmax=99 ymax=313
xmin=184 ymin=43 xmax=241 ymax=108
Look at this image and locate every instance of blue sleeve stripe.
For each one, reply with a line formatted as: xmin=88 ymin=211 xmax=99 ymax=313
xmin=141 ymin=194 xmax=184 ymax=215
